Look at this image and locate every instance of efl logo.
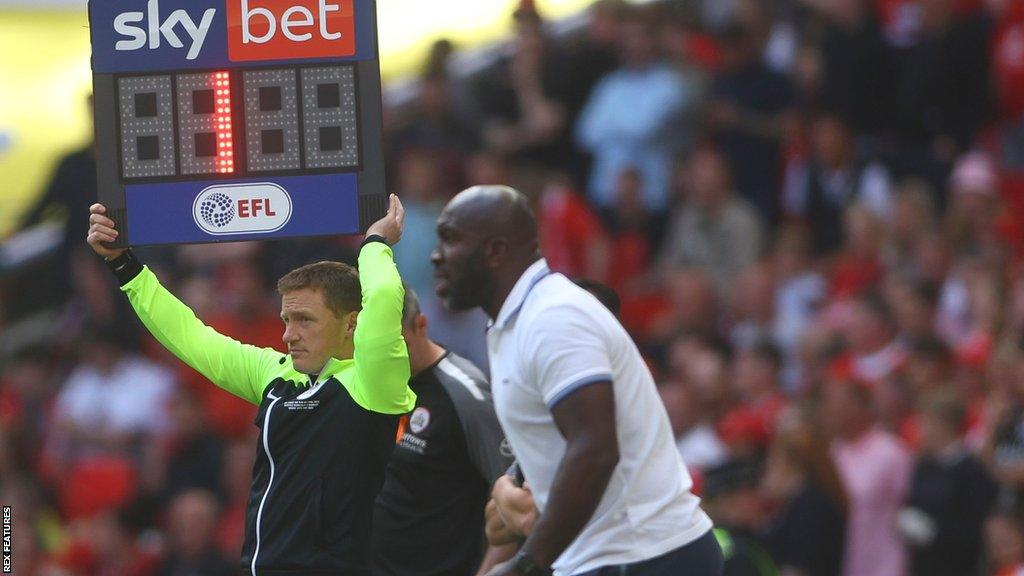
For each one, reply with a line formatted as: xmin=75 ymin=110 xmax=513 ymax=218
xmin=193 ymin=183 xmax=293 ymax=235
xmin=227 ymin=0 xmax=355 ymax=62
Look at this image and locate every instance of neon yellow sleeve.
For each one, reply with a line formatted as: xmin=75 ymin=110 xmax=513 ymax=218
xmin=348 ymin=241 xmax=416 ymax=414
xmin=121 ymin=267 xmax=284 ymax=404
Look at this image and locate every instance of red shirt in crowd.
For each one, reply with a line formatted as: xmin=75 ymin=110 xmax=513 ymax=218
xmin=828 ymin=255 xmax=885 ymax=300
xmin=607 ymin=230 xmax=652 ymax=293
xmin=538 ymin=185 xmax=607 ymax=280
xmin=718 ymin=393 xmax=788 ymax=451
xmin=994 ymin=2 xmax=1024 ymax=120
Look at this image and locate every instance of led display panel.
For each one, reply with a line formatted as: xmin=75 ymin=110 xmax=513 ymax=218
xmin=90 ymin=0 xmax=386 ymax=246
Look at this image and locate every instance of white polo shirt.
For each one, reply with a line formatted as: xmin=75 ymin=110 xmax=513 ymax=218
xmin=487 ymin=259 xmax=712 ymax=576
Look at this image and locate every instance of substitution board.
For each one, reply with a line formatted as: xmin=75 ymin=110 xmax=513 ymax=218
xmin=89 ymin=0 xmax=386 ymax=246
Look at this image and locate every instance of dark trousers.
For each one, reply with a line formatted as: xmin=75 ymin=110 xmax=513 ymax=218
xmin=575 ymin=530 xmax=723 ymax=576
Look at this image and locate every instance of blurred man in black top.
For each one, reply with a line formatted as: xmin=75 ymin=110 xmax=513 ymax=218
xmin=899 ymin=390 xmax=997 ymax=576
xmin=373 ymin=286 xmax=514 ymax=576
xmin=13 ymin=95 xmax=97 ymax=316
xmin=702 ymin=460 xmax=778 ymax=576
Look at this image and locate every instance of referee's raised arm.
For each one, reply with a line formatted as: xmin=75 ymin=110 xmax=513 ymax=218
xmin=351 ymin=194 xmax=416 ymax=414
xmin=86 ymin=203 xmax=282 ymax=405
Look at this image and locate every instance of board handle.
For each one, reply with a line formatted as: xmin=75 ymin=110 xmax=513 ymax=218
xmin=107 ymin=206 xmax=129 ymax=249
xmin=358 ymin=193 xmax=388 ymax=232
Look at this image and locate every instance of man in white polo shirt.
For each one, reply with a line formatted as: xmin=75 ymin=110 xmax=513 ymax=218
xmin=431 ymin=186 xmax=720 ymax=576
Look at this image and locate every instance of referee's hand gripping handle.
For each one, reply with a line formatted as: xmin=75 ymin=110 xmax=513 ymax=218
xmin=87 ymin=203 xmax=127 ymax=260
xmin=365 ymin=194 xmax=405 ymax=246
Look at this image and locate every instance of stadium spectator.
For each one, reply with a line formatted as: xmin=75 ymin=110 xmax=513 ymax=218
xmin=702 ymin=459 xmax=779 ymax=576
xmin=762 ymin=405 xmax=847 ymax=576
xmin=392 ymin=148 xmax=450 ymax=301
xmin=0 ymin=344 xmax=60 ymax=463
xmin=782 ymin=113 xmax=894 ymax=256
xmin=660 ymin=378 xmax=729 ymax=472
xmin=644 ymin=268 xmax=720 ymax=345
xmin=814 ymin=0 xmax=898 ymax=135
xmin=576 ymin=6 xmax=699 ymax=211
xmin=981 ymin=338 xmax=1024 ymax=502
xmin=49 ymin=322 xmax=175 ymax=469
xmin=155 ymin=489 xmax=235 ymax=576
xmin=62 ymin=508 xmax=159 ymax=576
xmin=898 ymin=390 xmax=998 ymax=576
xmin=657 ymin=146 xmax=764 ymax=293
xmin=946 ymin=152 xmax=1012 ymax=260
xmin=904 ymin=337 xmax=955 ymax=396
xmin=992 ymin=0 xmax=1024 ymax=172
xmin=13 ymin=95 xmax=97 ymax=315
xmin=561 ymin=0 xmax=625 ymax=129
xmin=769 ymin=227 xmax=827 ymax=388
xmin=726 ymin=264 xmax=776 ymax=350
xmin=666 ymin=332 xmax=733 ymax=424
xmin=986 ymin=509 xmax=1024 ymax=576
xmin=834 ymin=292 xmax=907 ymax=386
xmin=215 ymin=440 xmax=255 ymax=559
xmin=719 ymin=341 xmax=787 ymax=454
xmin=153 ymin=389 xmax=225 ymax=504
xmin=0 ymin=475 xmax=53 ymax=574
xmin=474 ymin=4 xmax=574 ymax=168
xmin=827 ymin=205 xmax=887 ymax=300
xmin=387 ymin=70 xmax=479 ymax=163
xmin=707 ymin=20 xmax=797 ymax=225
xmin=601 ymin=167 xmax=662 ymax=293
xmin=823 ymin=378 xmax=912 ymax=576
xmin=884 ymin=274 xmax=941 ymax=343
xmin=887 ymin=179 xmax=940 ymax=271
xmin=891 ymin=0 xmax=994 ymax=166
xmin=536 ymin=173 xmax=611 ymax=284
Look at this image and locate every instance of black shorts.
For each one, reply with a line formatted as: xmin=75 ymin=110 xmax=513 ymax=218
xmin=574 ymin=530 xmax=723 ymax=576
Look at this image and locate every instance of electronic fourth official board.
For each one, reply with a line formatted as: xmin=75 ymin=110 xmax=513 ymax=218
xmin=89 ymin=0 xmax=386 ymax=246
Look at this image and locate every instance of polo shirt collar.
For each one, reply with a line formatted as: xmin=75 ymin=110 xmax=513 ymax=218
xmin=492 ymin=258 xmax=551 ymax=330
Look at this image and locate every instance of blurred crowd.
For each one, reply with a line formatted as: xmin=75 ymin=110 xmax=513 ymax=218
xmin=4 ymin=0 xmax=1024 ymax=574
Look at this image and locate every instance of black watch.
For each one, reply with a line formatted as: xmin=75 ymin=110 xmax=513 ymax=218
xmin=512 ymin=550 xmax=552 ymax=576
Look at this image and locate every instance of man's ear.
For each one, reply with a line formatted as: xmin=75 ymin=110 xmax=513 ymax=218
xmin=344 ymin=310 xmax=359 ymax=337
xmin=415 ymin=313 xmax=429 ymax=336
xmin=485 ymin=237 xmax=509 ymax=268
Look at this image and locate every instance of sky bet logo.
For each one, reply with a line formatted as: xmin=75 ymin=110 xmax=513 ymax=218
xmin=114 ymin=0 xmax=355 ymax=62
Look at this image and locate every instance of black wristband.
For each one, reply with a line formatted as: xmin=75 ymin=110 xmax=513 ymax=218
xmin=104 ymin=249 xmax=144 ymax=286
xmin=513 ymin=551 xmax=552 ymax=576
xmin=360 ymin=234 xmax=389 ymax=249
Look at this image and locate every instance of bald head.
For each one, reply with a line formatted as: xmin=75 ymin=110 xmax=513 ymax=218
xmin=432 ymin=185 xmax=542 ymax=316
xmin=445 ymin=185 xmax=538 ymax=252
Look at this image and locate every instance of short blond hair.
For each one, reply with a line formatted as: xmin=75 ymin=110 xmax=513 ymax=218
xmin=277 ymin=261 xmax=360 ymax=317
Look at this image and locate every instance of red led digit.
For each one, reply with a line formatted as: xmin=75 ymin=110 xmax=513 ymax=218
xmin=214 ymin=71 xmax=234 ymax=174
